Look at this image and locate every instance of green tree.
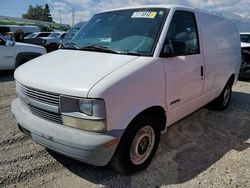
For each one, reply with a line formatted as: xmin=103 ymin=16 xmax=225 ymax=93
xmin=22 ymin=4 xmax=53 ymax=22
xmin=44 ymin=4 xmax=53 ymax=22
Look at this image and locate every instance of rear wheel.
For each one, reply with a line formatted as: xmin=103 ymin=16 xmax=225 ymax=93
xmin=16 ymin=58 xmax=27 ymax=67
xmin=110 ymin=115 xmax=161 ymax=174
xmin=209 ymin=81 xmax=232 ymax=110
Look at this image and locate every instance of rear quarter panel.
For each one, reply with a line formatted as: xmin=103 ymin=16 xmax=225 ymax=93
xmin=196 ymin=10 xmax=241 ymax=93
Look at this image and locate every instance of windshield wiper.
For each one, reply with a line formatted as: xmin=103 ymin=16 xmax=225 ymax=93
xmin=79 ymin=45 xmax=123 ymax=54
xmin=60 ymin=42 xmax=79 ymax=49
xmin=62 ymin=44 xmax=142 ymax=56
xmin=120 ymin=51 xmax=142 ymax=56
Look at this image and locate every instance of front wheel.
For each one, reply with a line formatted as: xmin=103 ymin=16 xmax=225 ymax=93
xmin=110 ymin=115 xmax=161 ymax=174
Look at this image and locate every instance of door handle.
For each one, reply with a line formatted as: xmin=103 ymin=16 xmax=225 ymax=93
xmin=201 ymin=66 xmax=204 ymax=79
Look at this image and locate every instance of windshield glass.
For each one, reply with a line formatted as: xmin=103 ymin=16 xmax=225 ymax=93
xmin=241 ymin=34 xmax=250 ymax=43
xmin=48 ymin=32 xmax=60 ymax=38
xmin=71 ymin=8 xmax=168 ymax=56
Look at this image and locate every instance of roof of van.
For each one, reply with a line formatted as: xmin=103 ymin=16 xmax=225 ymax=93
xmin=99 ymin=4 xmax=227 ymax=22
xmin=100 ymin=4 xmax=196 ymax=13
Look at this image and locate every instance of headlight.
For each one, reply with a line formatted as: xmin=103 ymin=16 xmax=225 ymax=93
xmin=60 ymin=96 xmax=106 ymax=132
xmin=78 ymin=98 xmax=106 ymax=117
xmin=79 ymin=99 xmax=93 ymax=115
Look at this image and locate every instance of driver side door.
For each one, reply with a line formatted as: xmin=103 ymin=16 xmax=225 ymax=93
xmin=160 ymin=10 xmax=204 ymax=125
xmin=0 ymin=37 xmax=15 ymax=70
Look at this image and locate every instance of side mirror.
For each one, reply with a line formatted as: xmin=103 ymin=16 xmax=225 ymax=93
xmin=163 ymin=40 xmax=174 ymax=55
xmin=5 ymin=39 xmax=15 ymax=46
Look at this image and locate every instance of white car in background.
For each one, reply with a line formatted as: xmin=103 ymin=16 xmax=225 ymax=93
xmin=23 ymin=32 xmax=52 ymax=48
xmin=240 ymin=33 xmax=250 ymax=79
xmin=0 ymin=34 xmax=46 ymax=70
xmin=40 ymin=32 xmax=67 ymax=52
xmin=40 ymin=32 xmax=67 ymax=44
xmin=24 ymin=32 xmax=52 ymax=39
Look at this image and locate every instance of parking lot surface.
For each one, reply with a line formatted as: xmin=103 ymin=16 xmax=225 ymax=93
xmin=0 ymin=71 xmax=249 ymax=188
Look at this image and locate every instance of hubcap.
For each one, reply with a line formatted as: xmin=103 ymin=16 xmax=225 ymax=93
xmin=223 ymin=86 xmax=231 ymax=106
xmin=130 ymin=126 xmax=155 ymax=165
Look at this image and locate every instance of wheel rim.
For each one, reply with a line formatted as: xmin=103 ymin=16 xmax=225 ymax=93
xmin=130 ymin=126 xmax=155 ymax=165
xmin=223 ymin=86 xmax=231 ymax=106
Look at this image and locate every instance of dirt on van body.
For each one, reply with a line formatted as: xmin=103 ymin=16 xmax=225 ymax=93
xmin=0 ymin=71 xmax=249 ymax=188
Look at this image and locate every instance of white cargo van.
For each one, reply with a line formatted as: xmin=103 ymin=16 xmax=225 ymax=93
xmin=11 ymin=5 xmax=241 ymax=174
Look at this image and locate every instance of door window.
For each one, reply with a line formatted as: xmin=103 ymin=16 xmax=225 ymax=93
xmin=163 ymin=11 xmax=199 ymax=56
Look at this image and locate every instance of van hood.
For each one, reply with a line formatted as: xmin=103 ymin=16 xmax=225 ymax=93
xmin=14 ymin=49 xmax=138 ymax=97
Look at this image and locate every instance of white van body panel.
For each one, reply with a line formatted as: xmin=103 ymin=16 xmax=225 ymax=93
xmin=88 ymin=57 xmax=166 ymax=131
xmin=14 ymin=50 xmax=139 ymax=97
xmin=157 ymin=8 xmax=241 ymax=126
xmin=196 ymin=10 xmax=241 ymax=93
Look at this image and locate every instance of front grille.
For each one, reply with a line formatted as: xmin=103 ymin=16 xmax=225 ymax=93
xmin=16 ymin=82 xmax=60 ymax=107
xmin=16 ymin=82 xmax=62 ymax=124
xmin=27 ymin=104 xmax=63 ymax=124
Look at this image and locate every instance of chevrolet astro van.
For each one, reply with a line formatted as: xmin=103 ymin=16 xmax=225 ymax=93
xmin=11 ymin=5 xmax=241 ymax=174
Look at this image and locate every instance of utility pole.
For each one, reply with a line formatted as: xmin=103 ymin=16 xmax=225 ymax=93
xmin=72 ymin=8 xmax=75 ymax=27
xmin=59 ymin=0 xmax=62 ymax=30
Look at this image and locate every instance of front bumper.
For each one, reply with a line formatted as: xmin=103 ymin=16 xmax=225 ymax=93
xmin=11 ymin=98 xmax=119 ymax=166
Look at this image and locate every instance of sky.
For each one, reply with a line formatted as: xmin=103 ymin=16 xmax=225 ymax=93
xmin=0 ymin=0 xmax=250 ymax=31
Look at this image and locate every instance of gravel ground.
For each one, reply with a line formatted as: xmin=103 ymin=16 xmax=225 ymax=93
xmin=0 ymin=70 xmax=249 ymax=188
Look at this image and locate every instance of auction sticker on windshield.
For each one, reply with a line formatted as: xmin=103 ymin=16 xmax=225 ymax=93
xmin=131 ymin=11 xmax=157 ymax=19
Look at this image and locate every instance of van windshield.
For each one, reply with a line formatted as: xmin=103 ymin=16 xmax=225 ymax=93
xmin=69 ymin=8 xmax=168 ymax=56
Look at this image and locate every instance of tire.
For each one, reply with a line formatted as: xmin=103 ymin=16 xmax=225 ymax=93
xmin=46 ymin=43 xmax=59 ymax=52
xmin=16 ymin=58 xmax=26 ymax=67
xmin=110 ymin=115 xmax=161 ymax=174
xmin=209 ymin=81 xmax=232 ymax=110
xmin=15 ymin=53 xmax=41 ymax=68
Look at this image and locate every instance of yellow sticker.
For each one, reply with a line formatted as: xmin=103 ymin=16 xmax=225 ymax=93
xmin=149 ymin=12 xmax=157 ymax=18
xmin=131 ymin=11 xmax=157 ymax=19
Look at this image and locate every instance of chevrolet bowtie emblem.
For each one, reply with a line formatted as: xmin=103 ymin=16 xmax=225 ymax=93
xmin=23 ymin=97 xmax=31 ymax=105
